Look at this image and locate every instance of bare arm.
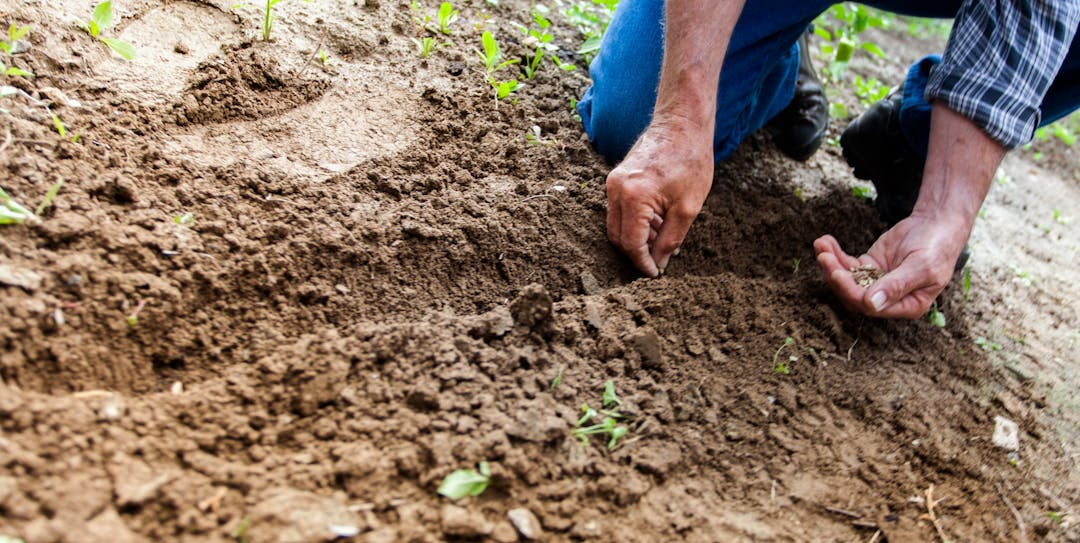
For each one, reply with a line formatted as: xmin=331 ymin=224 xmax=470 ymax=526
xmin=816 ymin=103 xmax=1005 ymax=318
xmin=606 ymin=0 xmax=746 ymax=277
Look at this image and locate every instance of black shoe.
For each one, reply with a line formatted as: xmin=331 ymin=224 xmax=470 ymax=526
xmin=840 ymin=87 xmax=970 ymax=271
xmin=768 ymin=31 xmax=829 ymax=161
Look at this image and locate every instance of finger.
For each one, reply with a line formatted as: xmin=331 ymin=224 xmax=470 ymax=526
xmin=813 ymin=235 xmax=862 ymax=270
xmin=651 ymin=201 xmax=699 ymax=272
xmin=648 ymin=227 xmax=658 ymax=245
xmin=817 ymin=252 xmax=868 ymax=310
xmin=606 ymin=182 xmax=622 ymax=247
xmin=650 ymin=213 xmax=663 ymax=231
xmin=622 ymin=204 xmax=659 ymax=277
xmin=865 ymin=261 xmax=938 ymax=317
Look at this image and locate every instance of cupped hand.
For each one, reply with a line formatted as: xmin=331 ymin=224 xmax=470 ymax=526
xmin=606 ymin=118 xmax=714 ymax=277
xmin=814 ymin=212 xmax=970 ymax=319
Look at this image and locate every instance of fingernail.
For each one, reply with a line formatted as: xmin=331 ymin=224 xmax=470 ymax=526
xmin=870 ymin=291 xmax=887 ymax=311
xmin=672 ymin=247 xmax=680 ymax=256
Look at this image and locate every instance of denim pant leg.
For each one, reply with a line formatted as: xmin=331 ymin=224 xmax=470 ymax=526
xmin=577 ymin=0 xmax=830 ymax=164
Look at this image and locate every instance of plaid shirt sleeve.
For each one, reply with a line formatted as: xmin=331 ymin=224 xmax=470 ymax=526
xmin=925 ymin=0 xmax=1080 ymax=149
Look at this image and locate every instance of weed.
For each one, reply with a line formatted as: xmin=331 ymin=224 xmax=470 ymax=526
xmin=437 ymin=462 xmax=490 ymax=500
xmin=437 ymin=2 xmax=458 ymax=35
xmin=78 ymin=2 xmax=137 ymax=60
xmin=1047 ymin=510 xmax=1064 ymax=523
xmin=318 ymin=48 xmax=330 ymax=64
xmin=926 ymin=302 xmax=945 ymax=328
xmin=772 ymin=337 xmax=795 ymax=375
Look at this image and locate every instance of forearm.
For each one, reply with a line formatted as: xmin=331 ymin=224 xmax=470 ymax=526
xmin=912 ymin=103 xmax=1005 ymax=232
xmin=653 ymin=0 xmax=746 ymax=131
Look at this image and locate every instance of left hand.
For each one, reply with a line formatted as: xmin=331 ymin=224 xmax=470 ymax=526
xmin=814 ymin=211 xmax=969 ymax=319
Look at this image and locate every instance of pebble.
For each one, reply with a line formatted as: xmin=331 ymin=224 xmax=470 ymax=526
xmin=507 ymin=507 xmax=542 ymax=540
xmin=0 ymin=264 xmax=43 ymax=291
xmin=580 ymin=271 xmax=602 ymax=295
xmin=441 ymin=504 xmax=492 ymax=538
xmin=993 ymin=416 xmax=1020 ymax=451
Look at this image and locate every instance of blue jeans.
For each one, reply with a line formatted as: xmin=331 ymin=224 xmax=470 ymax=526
xmin=577 ymin=0 xmax=1080 ymax=164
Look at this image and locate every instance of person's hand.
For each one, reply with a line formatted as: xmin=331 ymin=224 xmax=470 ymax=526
xmin=606 ymin=117 xmax=714 ymax=277
xmin=814 ymin=211 xmax=970 ymax=318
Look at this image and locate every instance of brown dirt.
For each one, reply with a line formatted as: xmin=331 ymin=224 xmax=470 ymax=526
xmin=1 ymin=2 xmax=1078 ymax=542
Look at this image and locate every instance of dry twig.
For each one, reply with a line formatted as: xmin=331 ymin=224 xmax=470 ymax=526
xmin=996 ymin=481 xmax=1028 ymax=542
xmin=919 ymin=484 xmax=950 ymax=542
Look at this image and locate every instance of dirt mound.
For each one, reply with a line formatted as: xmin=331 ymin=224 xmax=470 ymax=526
xmin=175 ymin=43 xmax=331 ymax=125
xmin=0 ymin=1 xmax=1078 ymax=542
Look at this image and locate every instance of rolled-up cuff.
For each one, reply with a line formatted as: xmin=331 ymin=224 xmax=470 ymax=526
xmin=924 ymin=64 xmax=1040 ymax=150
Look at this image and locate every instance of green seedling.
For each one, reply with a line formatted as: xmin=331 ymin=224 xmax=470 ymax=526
xmin=412 ymin=36 xmax=442 ymax=58
xmin=0 ymin=187 xmax=35 ymax=224
xmin=1 ymin=181 xmax=62 ymax=225
xmin=437 ymin=462 xmax=491 ymax=500
xmin=230 ymin=518 xmax=251 ymax=543
xmin=851 ymin=184 xmax=874 ymax=201
xmin=926 ymin=302 xmax=945 ymax=328
xmin=573 ymin=414 xmax=627 ymax=449
xmin=974 ymin=336 xmax=1002 ymax=352
xmin=318 ymin=48 xmax=330 ymax=64
xmin=490 ymin=78 xmax=520 ymax=103
xmin=962 ymin=267 xmax=972 ymax=300
xmin=792 ymin=257 xmax=800 ymax=274
xmin=1 ymin=22 xmax=31 ymax=56
xmin=79 ymin=2 xmax=137 ymax=60
xmin=550 ymin=367 xmax=564 ymax=390
xmin=476 ymin=31 xmax=518 ymax=73
xmin=126 ymin=299 xmax=147 ymax=327
xmin=1047 ymin=510 xmax=1064 ymax=524
xmin=566 ymin=0 xmax=617 ymax=61
xmin=1009 ymin=264 xmax=1034 ymax=287
xmin=813 ymin=3 xmax=887 ymax=81
xmin=1052 ymin=208 xmax=1071 ymax=225
xmin=603 ymin=379 xmax=622 ymax=408
xmin=854 ymin=74 xmax=888 ymax=108
xmin=522 ymin=45 xmax=544 ymax=80
xmin=51 ymin=113 xmax=81 ymax=143
xmin=35 ymin=180 xmax=63 ymax=216
xmin=0 ymin=23 xmax=33 ymax=77
xmin=772 ymin=337 xmax=795 ymax=375
xmin=174 ymin=212 xmax=195 ymax=225
xmin=437 ymin=2 xmax=458 ymax=35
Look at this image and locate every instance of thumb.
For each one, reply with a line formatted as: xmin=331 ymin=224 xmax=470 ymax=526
xmin=865 ymin=261 xmax=932 ymax=317
xmin=651 ymin=203 xmax=698 ymax=272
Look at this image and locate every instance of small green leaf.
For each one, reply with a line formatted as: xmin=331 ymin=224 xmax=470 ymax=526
xmin=92 ymin=1 xmax=115 ymax=32
xmin=812 ymin=26 xmax=832 ymax=41
xmin=860 ymin=42 xmax=886 ymax=58
xmin=4 ymin=66 xmax=32 ymax=77
xmin=100 ymin=37 xmax=136 ymax=60
xmin=577 ymin=35 xmax=601 ymax=56
xmin=51 ymin=114 xmax=67 ymax=138
xmin=10 ymin=23 xmax=31 ymax=42
xmin=602 ymin=380 xmax=622 ymax=408
xmin=36 ymin=180 xmax=63 ymax=216
xmin=437 ymin=464 xmax=491 ymax=500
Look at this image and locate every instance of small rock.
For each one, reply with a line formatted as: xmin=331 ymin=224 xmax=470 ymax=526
xmin=570 ymin=519 xmax=602 ymax=539
xmin=507 ymin=508 xmax=543 ymax=540
xmin=0 ymin=264 xmax=43 ymax=291
xmin=441 ymin=504 xmax=492 ymax=538
xmin=993 ymin=416 xmax=1020 ymax=451
xmin=510 ymin=283 xmax=553 ymax=328
xmin=246 ymin=488 xmax=360 ymax=543
xmin=490 ymin=520 xmax=519 ymax=543
xmin=579 ymin=271 xmax=602 ymax=295
xmin=584 ymin=301 xmax=603 ymax=329
xmin=626 ymin=329 xmax=662 ymax=367
xmin=85 ymin=508 xmax=142 ymax=543
xmin=99 ymin=397 xmax=124 ymax=421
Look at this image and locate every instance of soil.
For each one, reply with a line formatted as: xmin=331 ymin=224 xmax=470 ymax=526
xmin=1 ymin=2 xmax=1078 ymax=542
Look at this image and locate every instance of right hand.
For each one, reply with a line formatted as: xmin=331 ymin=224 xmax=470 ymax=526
xmin=605 ymin=117 xmax=714 ymax=277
